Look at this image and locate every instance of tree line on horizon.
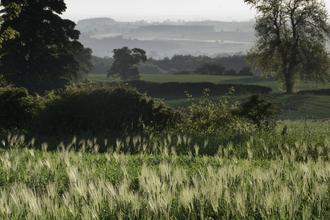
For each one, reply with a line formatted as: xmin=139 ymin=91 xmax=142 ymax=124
xmin=91 ymin=53 xmax=253 ymax=77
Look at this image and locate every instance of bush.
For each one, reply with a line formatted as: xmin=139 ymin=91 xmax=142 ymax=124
xmin=238 ymin=66 xmax=254 ymax=76
xmin=235 ymin=93 xmax=282 ymax=131
xmin=180 ymin=89 xmax=282 ymax=138
xmin=0 ymin=86 xmax=44 ymax=132
xmin=194 ymin=63 xmax=225 ymax=75
xmin=31 ymin=84 xmax=182 ymax=135
xmin=182 ymin=88 xmax=247 ymax=135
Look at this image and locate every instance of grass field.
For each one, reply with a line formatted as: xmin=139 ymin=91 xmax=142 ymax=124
xmin=87 ymin=74 xmax=330 ymax=120
xmin=1 ymin=121 xmax=330 ymax=219
xmin=88 ymin=74 xmax=330 ymax=92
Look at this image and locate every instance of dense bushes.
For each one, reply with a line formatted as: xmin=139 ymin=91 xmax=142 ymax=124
xmin=31 ymin=84 xmax=182 ymax=135
xmin=1 ymin=82 xmax=280 ymax=150
xmin=181 ymin=88 xmax=281 ymax=136
xmin=235 ymin=94 xmax=282 ymax=131
xmin=119 ymin=80 xmax=272 ymax=97
xmin=0 ymin=86 xmax=44 ymax=132
xmin=183 ymin=88 xmax=244 ymax=134
xmin=194 ymin=63 xmax=226 ymax=75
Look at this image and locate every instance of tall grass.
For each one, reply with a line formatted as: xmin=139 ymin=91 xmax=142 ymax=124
xmin=1 ymin=122 xmax=330 ymax=219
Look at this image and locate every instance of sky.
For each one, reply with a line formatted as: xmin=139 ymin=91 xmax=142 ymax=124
xmin=62 ymin=0 xmax=330 ymax=23
xmin=62 ymin=0 xmax=259 ymax=22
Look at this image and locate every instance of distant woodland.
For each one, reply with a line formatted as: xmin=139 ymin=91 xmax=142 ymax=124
xmin=91 ymin=54 xmax=251 ymax=76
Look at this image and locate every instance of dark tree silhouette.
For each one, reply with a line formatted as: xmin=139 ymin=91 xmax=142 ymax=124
xmin=244 ymin=0 xmax=330 ymax=93
xmin=0 ymin=0 xmax=90 ymax=92
xmin=107 ymin=47 xmax=147 ymax=80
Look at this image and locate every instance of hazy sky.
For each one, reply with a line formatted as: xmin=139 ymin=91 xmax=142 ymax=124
xmin=62 ymin=0 xmax=259 ymax=22
xmin=62 ymin=0 xmax=330 ymax=22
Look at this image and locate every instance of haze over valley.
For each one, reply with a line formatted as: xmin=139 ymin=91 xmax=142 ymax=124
xmin=76 ymin=17 xmax=256 ymax=58
xmin=64 ymin=0 xmax=329 ymax=59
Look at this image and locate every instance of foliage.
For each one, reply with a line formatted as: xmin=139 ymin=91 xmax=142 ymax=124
xmin=90 ymin=55 xmax=114 ymax=74
xmin=0 ymin=2 xmax=19 ymax=49
xmin=107 ymin=47 xmax=147 ymax=80
xmin=74 ymin=47 xmax=94 ymax=75
xmin=194 ymin=63 xmax=225 ymax=75
xmin=0 ymin=74 xmax=7 ymax=87
xmin=238 ymin=66 xmax=254 ymax=76
xmin=244 ymin=0 xmax=330 ymax=93
xmin=148 ymin=54 xmax=248 ymax=72
xmin=0 ymin=0 xmax=89 ymax=93
xmin=31 ymin=84 xmax=182 ymax=135
xmin=234 ymin=93 xmax=282 ymax=131
xmin=179 ymin=88 xmax=282 ymax=139
xmin=183 ymin=88 xmax=247 ymax=134
xmin=92 ymin=54 xmax=251 ymax=75
xmin=0 ymin=86 xmax=44 ymax=132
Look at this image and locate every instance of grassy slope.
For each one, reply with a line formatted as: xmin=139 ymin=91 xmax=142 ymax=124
xmin=87 ymin=74 xmax=330 ymax=120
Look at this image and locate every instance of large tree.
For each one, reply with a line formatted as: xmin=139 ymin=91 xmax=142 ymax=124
xmin=107 ymin=47 xmax=147 ymax=80
xmin=0 ymin=0 xmax=90 ymax=92
xmin=244 ymin=0 xmax=330 ymax=93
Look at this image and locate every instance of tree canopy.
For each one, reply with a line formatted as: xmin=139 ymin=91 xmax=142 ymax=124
xmin=244 ymin=0 xmax=330 ymax=93
xmin=107 ymin=47 xmax=147 ymax=80
xmin=0 ymin=0 xmax=91 ymax=93
xmin=194 ymin=63 xmax=226 ymax=75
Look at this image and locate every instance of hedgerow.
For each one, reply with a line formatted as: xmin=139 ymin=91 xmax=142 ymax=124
xmin=30 ymin=84 xmax=183 ymax=135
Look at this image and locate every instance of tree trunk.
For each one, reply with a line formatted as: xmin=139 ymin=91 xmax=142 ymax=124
xmin=285 ymin=80 xmax=293 ymax=94
xmin=284 ymin=68 xmax=294 ymax=94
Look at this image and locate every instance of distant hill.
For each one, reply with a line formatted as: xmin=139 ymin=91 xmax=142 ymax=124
xmin=75 ymin=17 xmax=256 ymax=58
xmin=135 ymin=25 xmax=215 ymax=33
xmin=77 ymin=17 xmax=117 ymax=28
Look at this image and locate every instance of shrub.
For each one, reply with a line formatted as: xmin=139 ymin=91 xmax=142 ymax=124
xmin=180 ymin=89 xmax=281 ymax=139
xmin=238 ymin=66 xmax=254 ymax=76
xmin=0 ymin=86 xmax=44 ymax=132
xmin=182 ymin=87 xmax=247 ymax=135
xmin=235 ymin=93 xmax=282 ymax=131
xmin=31 ymin=84 xmax=182 ymax=135
xmin=194 ymin=63 xmax=225 ymax=75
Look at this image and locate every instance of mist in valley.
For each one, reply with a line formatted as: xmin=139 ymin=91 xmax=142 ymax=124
xmin=76 ymin=17 xmax=256 ymax=59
